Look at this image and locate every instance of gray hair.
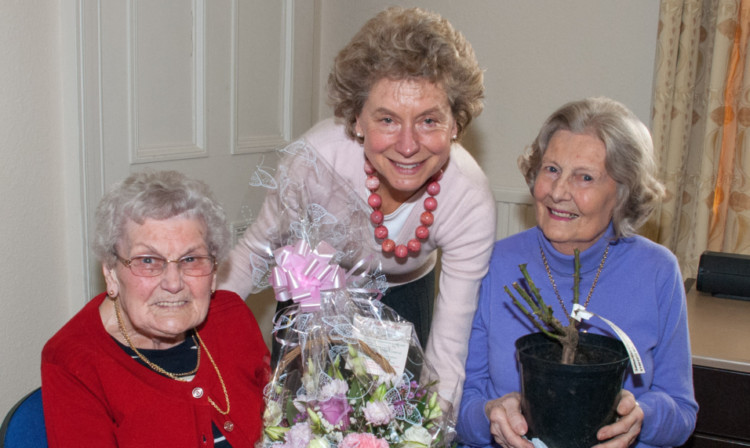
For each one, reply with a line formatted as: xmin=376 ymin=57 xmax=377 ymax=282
xmin=518 ymin=97 xmax=665 ymax=238
xmin=93 ymin=170 xmax=231 ymax=267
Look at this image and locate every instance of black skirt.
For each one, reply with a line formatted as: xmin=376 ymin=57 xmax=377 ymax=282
xmin=379 ymin=269 xmax=435 ymax=350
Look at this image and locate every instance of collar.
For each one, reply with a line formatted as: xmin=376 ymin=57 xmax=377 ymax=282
xmin=536 ymin=223 xmax=616 ymax=276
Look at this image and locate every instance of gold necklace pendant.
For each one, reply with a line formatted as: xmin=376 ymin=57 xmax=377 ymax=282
xmin=539 ymin=243 xmax=609 ymax=317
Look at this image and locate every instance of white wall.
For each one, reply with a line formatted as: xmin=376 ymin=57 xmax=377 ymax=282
xmin=316 ymin=0 xmax=660 ymax=192
xmin=0 ymin=1 xmax=659 ymax=417
xmin=0 ymin=0 xmax=83 ymax=416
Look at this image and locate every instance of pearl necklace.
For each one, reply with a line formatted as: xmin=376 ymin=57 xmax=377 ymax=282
xmin=113 ymin=297 xmax=231 ymax=416
xmin=539 ymin=244 xmax=609 ymax=317
xmin=365 ymin=159 xmax=440 ymax=258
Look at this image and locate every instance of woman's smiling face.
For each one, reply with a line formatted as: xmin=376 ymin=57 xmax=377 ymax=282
xmin=533 ymin=130 xmax=618 ymax=255
xmin=103 ymin=216 xmax=216 ymax=347
xmin=355 ymin=78 xmax=457 ymax=206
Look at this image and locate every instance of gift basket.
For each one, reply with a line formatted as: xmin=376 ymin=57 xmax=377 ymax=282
xmin=244 ymin=141 xmax=456 ymax=447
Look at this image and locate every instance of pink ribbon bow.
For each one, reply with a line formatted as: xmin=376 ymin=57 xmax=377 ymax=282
xmin=270 ymin=240 xmax=346 ymax=310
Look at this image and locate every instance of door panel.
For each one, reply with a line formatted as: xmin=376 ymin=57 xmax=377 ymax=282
xmin=79 ymin=0 xmax=315 ymax=297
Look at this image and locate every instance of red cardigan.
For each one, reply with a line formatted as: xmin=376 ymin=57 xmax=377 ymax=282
xmin=42 ymin=291 xmax=270 ymax=448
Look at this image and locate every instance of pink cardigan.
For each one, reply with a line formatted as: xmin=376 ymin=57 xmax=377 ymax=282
xmin=42 ymin=291 xmax=270 ymax=448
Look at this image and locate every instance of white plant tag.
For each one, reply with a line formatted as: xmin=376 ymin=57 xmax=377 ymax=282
xmin=351 ymin=314 xmax=411 ymax=377
xmin=571 ymin=304 xmax=646 ymax=375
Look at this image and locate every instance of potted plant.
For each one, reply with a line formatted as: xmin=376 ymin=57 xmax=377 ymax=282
xmin=506 ymin=250 xmax=630 ymax=448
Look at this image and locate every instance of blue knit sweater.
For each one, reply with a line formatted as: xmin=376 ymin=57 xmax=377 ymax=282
xmin=457 ymin=225 xmax=697 ymax=448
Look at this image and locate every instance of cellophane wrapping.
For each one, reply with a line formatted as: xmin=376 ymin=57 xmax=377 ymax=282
xmin=260 ymin=288 xmax=455 ymax=448
xmin=242 ymin=139 xmax=384 ymax=295
xmin=250 ymin=139 xmax=456 ymax=447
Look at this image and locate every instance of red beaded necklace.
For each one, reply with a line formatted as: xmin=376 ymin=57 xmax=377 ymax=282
xmin=365 ymin=159 xmax=441 ymax=259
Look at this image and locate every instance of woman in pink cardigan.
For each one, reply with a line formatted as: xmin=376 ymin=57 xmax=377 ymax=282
xmin=218 ymin=7 xmax=496 ymax=407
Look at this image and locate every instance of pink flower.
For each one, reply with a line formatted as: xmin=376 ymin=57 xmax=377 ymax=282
xmin=339 ymin=433 xmax=389 ymax=448
xmin=318 ymin=395 xmax=353 ymax=429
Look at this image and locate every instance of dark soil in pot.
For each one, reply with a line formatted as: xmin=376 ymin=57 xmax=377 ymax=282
xmin=516 ymin=332 xmax=629 ymax=448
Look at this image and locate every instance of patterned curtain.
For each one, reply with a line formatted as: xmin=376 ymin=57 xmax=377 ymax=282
xmin=650 ymin=0 xmax=750 ymax=279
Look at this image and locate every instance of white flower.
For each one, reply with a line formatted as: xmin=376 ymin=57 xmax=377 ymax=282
xmin=377 ymin=373 xmax=402 ymax=387
xmin=363 ymin=400 xmax=395 ymax=425
xmin=331 ymin=431 xmax=344 ymax=443
xmin=301 ymin=373 xmax=317 ymax=393
xmin=308 ymin=436 xmax=330 ymax=448
xmin=282 ymin=421 xmax=312 ymax=448
xmin=401 ymin=425 xmax=432 ymax=447
xmin=320 ymin=379 xmax=349 ymax=399
xmin=263 ymin=400 xmax=283 ymax=426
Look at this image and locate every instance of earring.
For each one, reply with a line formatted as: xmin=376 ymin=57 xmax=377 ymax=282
xmin=356 ymin=132 xmax=363 ymax=138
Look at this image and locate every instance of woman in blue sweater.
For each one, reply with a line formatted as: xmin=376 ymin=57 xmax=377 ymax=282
xmin=457 ymin=97 xmax=697 ymax=448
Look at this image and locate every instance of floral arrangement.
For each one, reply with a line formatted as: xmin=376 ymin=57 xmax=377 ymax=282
xmin=262 ymin=342 xmax=447 ymax=448
xmin=259 ymin=271 xmax=453 ymax=448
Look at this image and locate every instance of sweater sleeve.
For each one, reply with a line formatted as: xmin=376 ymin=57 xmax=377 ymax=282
xmin=636 ymin=260 xmax=698 ymax=446
xmin=455 ymin=270 xmax=495 ymax=446
xmin=42 ymin=347 xmax=119 ymax=447
xmin=216 ymin=145 xmax=316 ymax=299
xmin=425 ymin=178 xmax=496 ymax=407
xmin=216 ymin=191 xmax=282 ymax=299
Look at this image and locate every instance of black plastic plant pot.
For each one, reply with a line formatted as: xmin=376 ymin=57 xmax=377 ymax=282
xmin=516 ymin=332 xmax=629 ymax=448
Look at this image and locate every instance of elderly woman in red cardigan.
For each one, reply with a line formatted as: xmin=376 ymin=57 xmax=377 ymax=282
xmin=42 ymin=170 xmax=270 ymax=447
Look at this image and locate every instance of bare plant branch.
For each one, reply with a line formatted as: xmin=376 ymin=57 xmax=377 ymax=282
xmin=508 ymin=249 xmax=585 ymax=364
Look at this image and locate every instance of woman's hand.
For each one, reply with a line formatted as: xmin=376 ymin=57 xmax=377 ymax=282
xmin=593 ymin=390 xmax=643 ymax=448
xmin=485 ymin=392 xmax=534 ymax=448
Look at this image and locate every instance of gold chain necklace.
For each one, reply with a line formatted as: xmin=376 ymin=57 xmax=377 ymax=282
xmin=114 ymin=298 xmax=200 ymax=379
xmin=539 ymin=244 xmax=609 ymax=317
xmin=194 ymin=330 xmax=231 ymax=415
xmin=113 ymin=298 xmax=231 ymax=415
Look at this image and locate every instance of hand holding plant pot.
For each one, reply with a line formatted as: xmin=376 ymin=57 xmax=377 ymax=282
xmin=595 ymin=390 xmax=643 ymax=447
xmin=456 ymin=98 xmax=697 ymax=448
xmin=483 ymin=392 xmax=533 ymax=448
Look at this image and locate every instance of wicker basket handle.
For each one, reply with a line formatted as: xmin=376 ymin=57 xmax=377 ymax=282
xmin=276 ymin=338 xmax=395 ymax=376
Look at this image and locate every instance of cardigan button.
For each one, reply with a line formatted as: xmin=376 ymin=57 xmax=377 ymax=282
xmin=224 ymin=421 xmax=234 ymax=432
xmin=192 ymin=387 xmax=204 ymax=398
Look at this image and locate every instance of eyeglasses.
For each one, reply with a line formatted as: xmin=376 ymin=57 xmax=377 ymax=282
xmin=114 ymin=253 xmax=216 ymax=277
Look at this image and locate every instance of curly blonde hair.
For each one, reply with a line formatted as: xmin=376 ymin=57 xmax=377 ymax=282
xmin=518 ymin=97 xmax=665 ymax=238
xmin=327 ymin=6 xmax=484 ymax=141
